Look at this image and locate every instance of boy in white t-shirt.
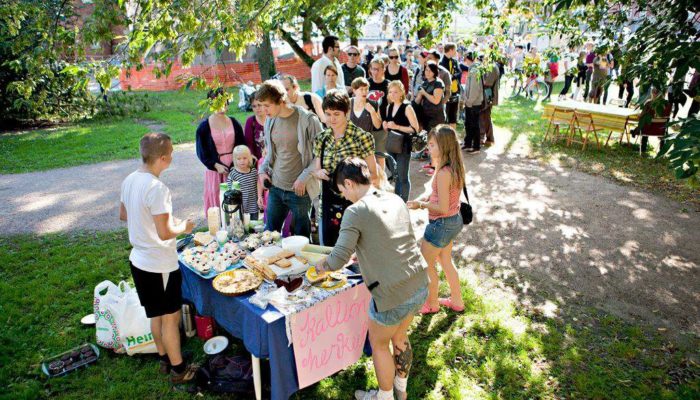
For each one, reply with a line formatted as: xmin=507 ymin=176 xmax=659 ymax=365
xmin=119 ymin=133 xmax=196 ymax=384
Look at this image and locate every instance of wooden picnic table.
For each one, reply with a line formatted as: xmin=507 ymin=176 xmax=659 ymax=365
xmin=543 ymin=100 xmax=642 ymax=146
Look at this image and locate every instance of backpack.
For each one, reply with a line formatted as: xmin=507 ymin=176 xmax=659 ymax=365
xmin=196 ymin=354 xmax=254 ymax=394
xmin=549 ymin=62 xmax=559 ymax=80
xmin=303 ymin=93 xmax=316 ymax=113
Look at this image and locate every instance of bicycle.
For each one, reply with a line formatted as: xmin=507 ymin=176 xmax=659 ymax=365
xmin=505 ymin=68 xmax=550 ymax=101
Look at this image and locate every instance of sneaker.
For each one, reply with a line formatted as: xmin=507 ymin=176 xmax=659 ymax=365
xmin=159 ymin=359 xmax=170 ymax=375
xmin=170 ymin=363 xmax=199 ymax=384
xmin=160 ymin=350 xmax=192 ymax=375
xmin=394 ymin=386 xmax=407 ymax=400
xmin=466 ymin=149 xmax=480 ymax=154
xmin=356 ymin=389 xmax=396 ymax=400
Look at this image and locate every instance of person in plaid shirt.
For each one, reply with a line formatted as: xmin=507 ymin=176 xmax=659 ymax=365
xmin=312 ymin=89 xmax=378 ymax=246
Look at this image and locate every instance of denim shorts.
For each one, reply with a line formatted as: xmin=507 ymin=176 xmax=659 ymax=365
xmin=423 ymin=213 xmax=463 ymax=248
xmin=368 ymin=286 xmax=428 ymax=326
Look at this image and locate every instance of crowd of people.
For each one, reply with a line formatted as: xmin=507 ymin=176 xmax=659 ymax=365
xmin=121 ymin=34 xmax=698 ymax=399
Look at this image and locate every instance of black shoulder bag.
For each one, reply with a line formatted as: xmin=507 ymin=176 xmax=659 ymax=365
xmin=460 ymin=183 xmax=473 ymax=225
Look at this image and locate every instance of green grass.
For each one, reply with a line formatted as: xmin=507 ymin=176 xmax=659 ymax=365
xmin=1 ymin=233 xmax=697 ymax=399
xmin=0 ymin=89 xmax=251 ymax=174
xmin=492 ymin=84 xmax=700 ymax=209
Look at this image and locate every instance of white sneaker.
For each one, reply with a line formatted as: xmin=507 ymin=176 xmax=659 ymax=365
xmin=355 ymin=390 xmax=379 ymax=400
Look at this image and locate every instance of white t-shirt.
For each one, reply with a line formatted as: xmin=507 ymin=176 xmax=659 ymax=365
xmin=310 ymin=55 xmax=345 ymax=94
xmin=120 ymin=171 xmax=178 ymax=273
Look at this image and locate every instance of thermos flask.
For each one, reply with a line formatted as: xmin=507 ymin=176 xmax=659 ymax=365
xmin=181 ymin=304 xmax=196 ymax=338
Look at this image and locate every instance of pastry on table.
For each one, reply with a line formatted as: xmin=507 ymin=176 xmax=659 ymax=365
xmin=274 ymin=258 xmax=292 ymax=269
xmin=213 ymin=269 xmax=262 ymax=295
xmin=244 ymin=256 xmax=277 ymax=280
xmin=194 ymin=232 xmax=215 ymax=246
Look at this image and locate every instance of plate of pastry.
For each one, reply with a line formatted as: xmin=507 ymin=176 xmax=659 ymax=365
xmin=212 ymin=269 xmax=263 ymax=296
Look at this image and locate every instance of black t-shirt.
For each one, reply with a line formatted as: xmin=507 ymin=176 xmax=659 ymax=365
xmin=368 ymin=79 xmax=390 ymax=115
xmin=342 ymin=64 xmax=366 ymax=88
xmin=421 ymin=78 xmax=445 ymax=116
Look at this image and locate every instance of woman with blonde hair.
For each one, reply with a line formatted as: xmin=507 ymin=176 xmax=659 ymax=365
xmin=407 ymin=125 xmax=466 ymax=314
xmin=382 ymin=80 xmax=420 ymax=202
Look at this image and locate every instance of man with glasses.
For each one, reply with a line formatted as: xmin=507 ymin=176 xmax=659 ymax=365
xmin=341 ymin=45 xmax=366 ymax=95
xmin=311 ymin=35 xmax=345 ymax=94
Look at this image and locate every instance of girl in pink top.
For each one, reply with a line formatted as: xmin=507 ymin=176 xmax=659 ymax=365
xmin=408 ymin=125 xmax=466 ymax=314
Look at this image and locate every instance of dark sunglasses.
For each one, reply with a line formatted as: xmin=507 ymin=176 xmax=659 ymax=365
xmin=347 ymin=53 xmax=359 ymax=56
xmin=389 ymin=56 xmax=399 ymax=59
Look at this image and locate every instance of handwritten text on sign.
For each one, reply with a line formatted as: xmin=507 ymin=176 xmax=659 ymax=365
xmin=290 ymin=283 xmax=371 ymax=389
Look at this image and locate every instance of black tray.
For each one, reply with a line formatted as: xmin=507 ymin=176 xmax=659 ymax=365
xmin=41 ymin=343 xmax=100 ymax=378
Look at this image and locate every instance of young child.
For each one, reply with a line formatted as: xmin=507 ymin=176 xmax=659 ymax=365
xmin=226 ymin=145 xmax=259 ymax=220
xmin=407 ymin=125 xmax=466 ymax=314
xmin=119 ymin=133 xmax=196 ymax=384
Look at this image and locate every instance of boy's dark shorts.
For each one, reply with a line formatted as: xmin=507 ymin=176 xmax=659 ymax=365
xmin=130 ymin=261 xmax=182 ymax=318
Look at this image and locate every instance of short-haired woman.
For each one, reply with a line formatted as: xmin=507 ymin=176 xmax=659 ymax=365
xmin=368 ymin=58 xmax=390 ymax=107
xmin=311 ymin=89 xmax=378 ymax=246
xmin=415 ymin=61 xmax=446 ymax=132
xmin=317 ymin=65 xmax=343 ymax=98
xmin=382 ymin=81 xmax=420 ymax=202
xmin=350 ymin=77 xmax=385 ymax=170
xmin=317 ymin=157 xmax=428 ymax=400
xmin=195 ymin=88 xmax=245 ymax=214
xmin=242 ymin=93 xmax=266 ymax=160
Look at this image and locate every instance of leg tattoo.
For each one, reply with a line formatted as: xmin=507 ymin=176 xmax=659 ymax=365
xmin=393 ymin=341 xmax=413 ymax=377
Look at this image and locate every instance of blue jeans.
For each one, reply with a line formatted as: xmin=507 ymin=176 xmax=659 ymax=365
xmin=369 ymin=286 xmax=428 ymax=326
xmin=390 ymin=152 xmax=411 ymax=202
xmin=264 ymin=186 xmax=311 ymax=237
xmin=423 ymin=213 xmax=462 ymax=248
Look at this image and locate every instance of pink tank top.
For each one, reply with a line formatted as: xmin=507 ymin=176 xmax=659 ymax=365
xmin=428 ymin=166 xmax=461 ymax=220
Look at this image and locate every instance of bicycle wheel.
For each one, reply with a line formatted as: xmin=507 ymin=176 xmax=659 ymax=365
xmin=535 ymin=81 xmax=550 ymax=100
xmin=505 ymin=76 xmax=522 ymax=98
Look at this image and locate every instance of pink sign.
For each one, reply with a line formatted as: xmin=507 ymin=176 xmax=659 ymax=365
xmin=290 ymin=284 xmax=371 ymax=389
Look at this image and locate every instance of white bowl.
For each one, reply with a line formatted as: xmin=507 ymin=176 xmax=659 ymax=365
xmin=281 ymin=236 xmax=310 ymax=256
xmin=203 ymin=336 xmax=229 ymax=355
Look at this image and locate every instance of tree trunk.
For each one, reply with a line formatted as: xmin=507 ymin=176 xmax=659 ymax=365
xmin=257 ymin=32 xmax=276 ymax=81
xmin=302 ymin=16 xmax=312 ymax=44
xmin=279 ymin=28 xmax=315 ymax=67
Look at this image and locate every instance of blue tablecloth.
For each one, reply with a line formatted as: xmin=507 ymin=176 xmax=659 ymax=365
xmin=180 ymin=262 xmax=299 ymax=400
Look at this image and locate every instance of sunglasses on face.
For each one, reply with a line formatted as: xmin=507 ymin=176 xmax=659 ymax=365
xmin=347 ymin=53 xmax=359 ymax=56
xmin=389 ymin=56 xmax=399 ymax=59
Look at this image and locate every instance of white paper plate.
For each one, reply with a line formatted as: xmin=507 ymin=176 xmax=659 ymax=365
xmin=203 ymin=336 xmax=229 ymax=355
xmin=81 ymin=314 xmax=96 ymax=325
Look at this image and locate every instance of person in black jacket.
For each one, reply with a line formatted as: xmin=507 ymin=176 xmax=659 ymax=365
xmin=195 ymin=88 xmax=246 ymax=214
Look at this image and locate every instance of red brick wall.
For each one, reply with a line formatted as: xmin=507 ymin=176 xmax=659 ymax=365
xmin=121 ymin=55 xmax=314 ymax=91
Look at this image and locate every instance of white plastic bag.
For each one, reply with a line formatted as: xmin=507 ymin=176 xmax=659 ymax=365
xmin=94 ymin=280 xmax=123 ymax=351
xmin=93 ymin=280 xmax=157 ymax=355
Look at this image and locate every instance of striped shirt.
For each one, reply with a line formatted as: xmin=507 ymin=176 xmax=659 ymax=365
xmin=226 ymin=167 xmax=259 ymax=214
xmin=428 ymin=166 xmax=461 ymax=220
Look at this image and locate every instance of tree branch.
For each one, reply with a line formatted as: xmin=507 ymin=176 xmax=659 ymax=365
xmin=278 ymin=27 xmax=314 ymax=67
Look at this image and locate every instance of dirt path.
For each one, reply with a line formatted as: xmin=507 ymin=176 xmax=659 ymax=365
xmin=0 ymin=126 xmax=698 ymax=341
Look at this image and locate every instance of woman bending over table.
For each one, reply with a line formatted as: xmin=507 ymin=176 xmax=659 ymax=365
xmin=317 ymin=157 xmax=428 ymax=400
